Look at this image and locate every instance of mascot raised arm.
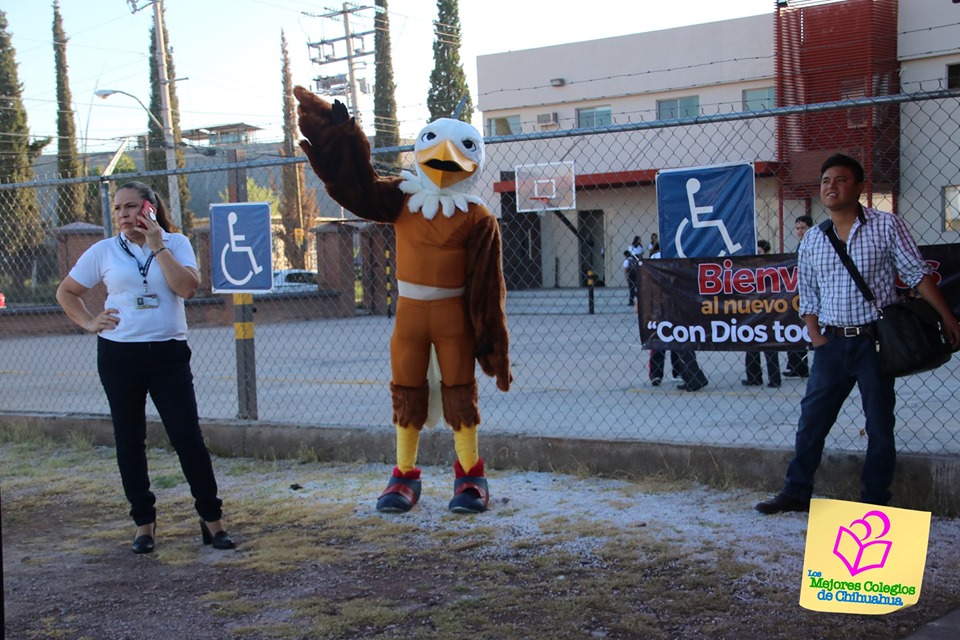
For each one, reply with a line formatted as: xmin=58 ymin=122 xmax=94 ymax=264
xmin=295 ymin=86 xmax=512 ymax=514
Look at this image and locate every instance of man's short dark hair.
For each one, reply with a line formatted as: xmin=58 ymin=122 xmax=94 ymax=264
xmin=795 ymin=215 xmax=814 ymax=227
xmin=820 ymin=153 xmax=864 ymax=183
xmin=757 ymin=239 xmax=771 ymax=253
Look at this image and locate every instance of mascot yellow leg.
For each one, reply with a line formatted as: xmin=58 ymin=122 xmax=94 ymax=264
xmin=377 ymin=383 xmax=428 ymax=513
xmin=397 ymin=423 xmax=420 ymax=474
xmin=443 ymin=382 xmax=489 ymax=513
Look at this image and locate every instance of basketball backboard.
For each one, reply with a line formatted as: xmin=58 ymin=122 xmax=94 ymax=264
xmin=515 ymin=161 xmax=576 ymax=213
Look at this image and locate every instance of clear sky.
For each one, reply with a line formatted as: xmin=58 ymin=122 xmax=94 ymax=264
xmin=5 ymin=0 xmax=772 ymax=157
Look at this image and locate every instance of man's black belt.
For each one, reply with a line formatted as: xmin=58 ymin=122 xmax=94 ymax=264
xmin=822 ymin=323 xmax=877 ymax=338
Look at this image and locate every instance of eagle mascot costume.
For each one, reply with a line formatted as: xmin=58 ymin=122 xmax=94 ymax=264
xmin=294 ymin=86 xmax=512 ymax=514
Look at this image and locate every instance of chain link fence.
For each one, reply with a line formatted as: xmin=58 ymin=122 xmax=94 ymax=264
xmin=2 ymin=94 xmax=958 ymax=456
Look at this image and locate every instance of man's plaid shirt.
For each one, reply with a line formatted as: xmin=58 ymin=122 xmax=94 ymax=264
xmin=797 ymin=207 xmax=931 ymax=327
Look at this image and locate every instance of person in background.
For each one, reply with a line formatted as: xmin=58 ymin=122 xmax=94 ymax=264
xmin=785 ymin=215 xmax=814 ymax=378
xmin=743 ymin=240 xmax=782 ymax=388
xmin=647 ymin=244 xmax=704 ymax=390
xmin=647 ymin=232 xmax=659 ymax=256
xmin=627 ymin=235 xmax=644 ymax=259
xmin=756 ymin=154 xmax=960 ymax=514
xmin=622 ymin=250 xmax=640 ymax=306
xmin=56 ymin=181 xmax=236 ymax=553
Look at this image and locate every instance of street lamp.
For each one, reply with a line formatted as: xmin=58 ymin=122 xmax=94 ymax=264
xmin=95 ymin=89 xmax=164 ymax=131
xmin=95 ymin=88 xmax=182 ymax=229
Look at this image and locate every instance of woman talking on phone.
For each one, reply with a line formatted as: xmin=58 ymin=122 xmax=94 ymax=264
xmin=56 ymin=181 xmax=235 ymax=554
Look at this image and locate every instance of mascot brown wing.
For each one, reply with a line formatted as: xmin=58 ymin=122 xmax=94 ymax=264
xmin=466 ymin=215 xmax=512 ymax=392
xmin=294 ymin=85 xmax=404 ymax=222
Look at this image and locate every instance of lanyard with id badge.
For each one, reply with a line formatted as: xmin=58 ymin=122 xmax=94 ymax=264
xmin=118 ymin=235 xmax=160 ymax=310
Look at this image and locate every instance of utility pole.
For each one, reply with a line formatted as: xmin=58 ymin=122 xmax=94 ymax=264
xmin=306 ymin=3 xmax=375 ymax=125
xmin=151 ymin=0 xmax=181 ymax=229
xmin=128 ymin=0 xmax=181 ymax=228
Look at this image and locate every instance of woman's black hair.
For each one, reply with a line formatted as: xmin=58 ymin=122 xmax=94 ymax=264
xmin=116 ymin=181 xmax=175 ymax=232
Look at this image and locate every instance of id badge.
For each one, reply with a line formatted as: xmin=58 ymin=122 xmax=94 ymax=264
xmin=136 ymin=293 xmax=160 ymax=310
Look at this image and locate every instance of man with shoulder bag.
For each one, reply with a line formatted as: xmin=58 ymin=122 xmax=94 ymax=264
xmin=756 ymin=154 xmax=960 ymax=514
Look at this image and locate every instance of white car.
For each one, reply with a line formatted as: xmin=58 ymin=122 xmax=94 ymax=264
xmin=263 ymin=269 xmax=318 ymax=294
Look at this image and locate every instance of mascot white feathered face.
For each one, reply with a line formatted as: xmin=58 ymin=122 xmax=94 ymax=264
xmin=400 ymin=118 xmax=486 ymax=220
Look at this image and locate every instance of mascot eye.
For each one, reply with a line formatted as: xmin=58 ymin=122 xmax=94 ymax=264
xmin=462 ymin=139 xmax=476 ymax=150
xmin=422 ymin=132 xmax=436 ymax=142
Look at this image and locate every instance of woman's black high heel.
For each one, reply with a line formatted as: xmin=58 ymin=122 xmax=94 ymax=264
xmin=131 ymin=523 xmax=156 ymax=554
xmin=200 ymin=520 xmax=236 ymax=550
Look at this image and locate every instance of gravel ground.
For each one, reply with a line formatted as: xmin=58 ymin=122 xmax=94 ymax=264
xmin=4 ymin=441 xmax=960 ymax=639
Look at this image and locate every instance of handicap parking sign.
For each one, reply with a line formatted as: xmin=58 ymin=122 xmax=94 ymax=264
xmin=210 ymin=202 xmax=273 ymax=293
xmin=656 ymin=162 xmax=757 ymax=259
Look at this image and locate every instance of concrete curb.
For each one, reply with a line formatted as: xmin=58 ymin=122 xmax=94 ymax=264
xmin=3 ymin=412 xmax=960 ymax=516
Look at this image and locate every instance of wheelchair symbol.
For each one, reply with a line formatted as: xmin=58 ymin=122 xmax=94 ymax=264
xmin=220 ymin=211 xmax=264 ymax=286
xmin=674 ymin=178 xmax=743 ymax=258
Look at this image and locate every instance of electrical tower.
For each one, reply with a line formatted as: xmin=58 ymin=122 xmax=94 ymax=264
xmin=305 ymin=3 xmax=376 ymax=125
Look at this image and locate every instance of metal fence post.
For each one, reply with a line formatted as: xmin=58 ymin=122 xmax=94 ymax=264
xmin=226 ymin=149 xmax=257 ymax=419
xmin=233 ymin=293 xmax=258 ymax=420
xmin=587 ymin=269 xmax=595 ymax=314
xmin=99 ymin=179 xmax=113 ymax=237
xmin=385 ymin=248 xmax=393 ymax=319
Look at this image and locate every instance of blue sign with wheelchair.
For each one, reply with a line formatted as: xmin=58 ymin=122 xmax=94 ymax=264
xmin=656 ymin=162 xmax=757 ymax=259
xmin=210 ymin=202 xmax=273 ymax=293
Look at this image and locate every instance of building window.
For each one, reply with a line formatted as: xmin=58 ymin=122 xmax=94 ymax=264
xmin=576 ymin=106 xmax=612 ymax=128
xmin=944 ymin=185 xmax=960 ymax=232
xmin=743 ymin=87 xmax=776 ymax=111
xmin=948 ymin=63 xmax=960 ymax=90
xmin=486 ymin=115 xmax=521 ymax=136
xmin=657 ymin=96 xmax=699 ymax=120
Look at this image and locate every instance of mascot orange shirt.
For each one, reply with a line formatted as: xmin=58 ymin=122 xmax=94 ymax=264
xmin=295 ymin=87 xmax=511 ymax=514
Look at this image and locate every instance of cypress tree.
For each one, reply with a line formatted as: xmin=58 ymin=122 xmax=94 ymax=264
xmin=372 ymin=0 xmax=400 ymax=174
xmin=52 ymin=0 xmax=87 ymax=225
xmin=426 ymin=0 xmax=472 ymax=123
xmin=0 ymin=10 xmax=46 ymax=296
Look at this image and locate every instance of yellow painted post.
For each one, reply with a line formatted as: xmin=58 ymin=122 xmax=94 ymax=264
xmin=587 ymin=269 xmax=595 ymax=315
xmin=385 ymin=248 xmax=393 ymax=319
xmin=233 ymin=293 xmax=258 ymax=419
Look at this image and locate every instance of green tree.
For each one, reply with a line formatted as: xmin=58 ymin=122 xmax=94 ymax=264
xmin=372 ymin=0 xmax=400 ymax=174
xmin=426 ymin=0 xmax=472 ymax=123
xmin=146 ymin=6 xmax=193 ymax=235
xmin=219 ymin=178 xmax=279 ymax=216
xmin=52 ymin=0 xmax=87 ymax=225
xmin=0 ymin=10 xmax=46 ymax=297
xmin=278 ymin=31 xmax=309 ymax=269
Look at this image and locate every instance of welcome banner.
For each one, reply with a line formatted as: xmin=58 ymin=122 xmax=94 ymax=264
xmin=638 ymin=244 xmax=960 ymax=351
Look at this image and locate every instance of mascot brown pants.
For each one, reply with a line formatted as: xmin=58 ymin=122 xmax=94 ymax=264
xmin=389 ymin=296 xmax=481 ymax=477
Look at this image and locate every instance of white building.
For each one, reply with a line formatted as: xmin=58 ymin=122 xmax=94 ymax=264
xmin=474 ymin=1 xmax=960 ymax=290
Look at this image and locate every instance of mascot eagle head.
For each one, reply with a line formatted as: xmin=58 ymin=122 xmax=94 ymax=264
xmin=399 ymin=118 xmax=486 ymax=220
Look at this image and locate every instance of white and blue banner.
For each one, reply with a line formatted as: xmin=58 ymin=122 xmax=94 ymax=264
xmin=210 ymin=202 xmax=273 ymax=293
xmin=656 ymin=162 xmax=757 ymax=259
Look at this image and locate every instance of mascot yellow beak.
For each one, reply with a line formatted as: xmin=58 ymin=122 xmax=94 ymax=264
xmin=417 ymin=140 xmax=478 ymax=190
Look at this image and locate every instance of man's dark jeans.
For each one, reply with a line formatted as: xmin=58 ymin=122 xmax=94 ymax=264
xmin=782 ymin=334 xmax=896 ymax=505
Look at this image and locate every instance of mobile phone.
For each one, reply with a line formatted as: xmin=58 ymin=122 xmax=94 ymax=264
xmin=137 ymin=200 xmax=156 ymax=228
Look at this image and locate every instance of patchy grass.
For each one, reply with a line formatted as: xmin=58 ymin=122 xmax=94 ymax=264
xmin=3 ymin=431 xmax=960 ymax=640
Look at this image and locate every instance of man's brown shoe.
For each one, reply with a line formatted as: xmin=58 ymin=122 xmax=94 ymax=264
xmin=755 ymin=493 xmax=810 ymax=514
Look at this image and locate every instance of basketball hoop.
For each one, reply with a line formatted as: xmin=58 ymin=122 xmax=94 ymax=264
xmin=515 ymin=161 xmax=576 ymax=213
xmin=528 ymin=196 xmax=554 ymax=215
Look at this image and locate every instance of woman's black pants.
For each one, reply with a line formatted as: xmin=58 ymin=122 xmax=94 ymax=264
xmin=98 ymin=337 xmax=222 ymax=526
